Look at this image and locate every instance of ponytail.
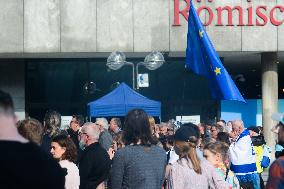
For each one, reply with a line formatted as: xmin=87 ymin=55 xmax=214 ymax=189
xmin=187 ymin=142 xmax=202 ymax=174
xmin=175 ymin=140 xmax=202 ymax=174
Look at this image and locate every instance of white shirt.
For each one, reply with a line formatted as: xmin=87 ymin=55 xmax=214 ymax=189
xmin=168 ymin=149 xmax=179 ymax=164
xmin=59 ymin=160 xmax=80 ymax=189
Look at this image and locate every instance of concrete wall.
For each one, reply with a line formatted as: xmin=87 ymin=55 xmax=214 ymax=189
xmin=0 ymin=0 xmax=283 ymax=54
xmin=0 ymin=60 xmax=25 ymax=119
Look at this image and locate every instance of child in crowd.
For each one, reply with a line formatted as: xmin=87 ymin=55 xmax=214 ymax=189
xmin=203 ymin=141 xmax=240 ymax=189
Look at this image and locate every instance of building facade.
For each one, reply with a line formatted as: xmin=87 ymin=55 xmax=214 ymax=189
xmin=0 ymin=0 xmax=283 ymax=146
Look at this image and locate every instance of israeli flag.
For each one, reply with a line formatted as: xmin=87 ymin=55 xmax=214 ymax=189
xmin=229 ymin=129 xmax=257 ymax=175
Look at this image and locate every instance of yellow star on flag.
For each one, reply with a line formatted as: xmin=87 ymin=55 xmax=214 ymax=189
xmin=214 ymin=67 xmax=221 ymax=75
xmin=199 ymin=30 xmax=204 ymax=38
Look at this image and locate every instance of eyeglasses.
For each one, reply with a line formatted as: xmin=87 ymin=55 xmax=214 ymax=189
xmin=79 ymin=132 xmax=87 ymax=136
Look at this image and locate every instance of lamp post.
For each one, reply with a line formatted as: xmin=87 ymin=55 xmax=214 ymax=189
xmin=107 ymin=51 xmax=135 ymax=89
xmin=106 ymin=51 xmax=165 ymax=89
xmin=136 ymin=51 xmax=165 ymax=89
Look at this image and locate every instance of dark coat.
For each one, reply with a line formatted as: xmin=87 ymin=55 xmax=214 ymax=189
xmin=79 ymin=142 xmax=111 ymax=189
xmin=67 ymin=128 xmax=82 ymax=163
xmin=67 ymin=128 xmax=80 ymax=149
xmin=0 ymin=141 xmax=66 ymax=189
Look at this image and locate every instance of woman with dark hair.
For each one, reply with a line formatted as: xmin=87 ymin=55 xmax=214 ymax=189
xmin=112 ymin=131 xmax=125 ymax=151
xmin=51 ymin=135 xmax=80 ymax=189
xmin=168 ymin=123 xmax=229 ymax=189
xmin=217 ymin=132 xmax=231 ymax=145
xmin=111 ymin=109 xmax=167 ymax=189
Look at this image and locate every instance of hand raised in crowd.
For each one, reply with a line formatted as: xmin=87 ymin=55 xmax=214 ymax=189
xmin=107 ymin=148 xmax=115 ymax=160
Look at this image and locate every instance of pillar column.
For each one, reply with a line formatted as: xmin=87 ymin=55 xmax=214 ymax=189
xmin=261 ymin=52 xmax=278 ymax=152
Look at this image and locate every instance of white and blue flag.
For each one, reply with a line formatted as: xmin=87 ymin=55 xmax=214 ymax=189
xmin=229 ymin=129 xmax=257 ymax=175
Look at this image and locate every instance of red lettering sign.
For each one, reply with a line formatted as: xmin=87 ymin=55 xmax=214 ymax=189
xmin=173 ymin=0 xmax=190 ymax=26
xmin=256 ymin=6 xmax=268 ymax=26
xmin=172 ymin=0 xmax=284 ymax=27
xmin=247 ymin=7 xmax=254 ymax=26
xmin=270 ymin=6 xmax=284 ymax=26
xmin=197 ymin=6 xmax=214 ymax=26
xmin=216 ymin=6 xmax=244 ymax=26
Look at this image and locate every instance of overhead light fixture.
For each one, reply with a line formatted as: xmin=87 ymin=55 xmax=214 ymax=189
xmin=136 ymin=51 xmax=165 ymax=89
xmin=106 ymin=51 xmax=165 ymax=90
xmin=106 ymin=51 xmax=135 ymax=89
xmin=106 ymin=51 xmax=127 ymax=70
xmin=143 ymin=51 xmax=165 ymax=70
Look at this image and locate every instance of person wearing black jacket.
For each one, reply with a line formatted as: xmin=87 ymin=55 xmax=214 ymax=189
xmin=67 ymin=115 xmax=84 ymax=163
xmin=78 ymin=122 xmax=111 ymax=189
xmin=67 ymin=115 xmax=84 ymax=148
xmin=0 ymin=90 xmax=66 ymax=189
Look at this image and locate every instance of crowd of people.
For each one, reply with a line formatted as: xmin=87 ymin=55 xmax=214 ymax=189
xmin=0 ymin=89 xmax=284 ymax=189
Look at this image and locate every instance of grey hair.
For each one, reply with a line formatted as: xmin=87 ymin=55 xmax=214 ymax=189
xmin=81 ymin=122 xmax=100 ymax=142
xmin=232 ymin=120 xmax=244 ymax=130
xmin=43 ymin=110 xmax=61 ymax=137
xmin=96 ymin=117 xmax=109 ymax=130
xmin=159 ymin=122 xmax=168 ymax=128
xmin=83 ymin=122 xmax=93 ymax=127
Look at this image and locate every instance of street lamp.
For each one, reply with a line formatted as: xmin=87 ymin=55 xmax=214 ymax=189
xmin=106 ymin=51 xmax=165 ymax=89
xmin=136 ymin=51 xmax=165 ymax=89
xmin=107 ymin=51 xmax=135 ymax=89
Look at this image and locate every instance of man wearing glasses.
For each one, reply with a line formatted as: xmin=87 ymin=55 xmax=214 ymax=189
xmin=68 ymin=115 xmax=84 ymax=150
xmin=68 ymin=115 xmax=84 ymax=163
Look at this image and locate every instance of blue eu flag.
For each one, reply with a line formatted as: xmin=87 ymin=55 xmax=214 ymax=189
xmin=186 ymin=0 xmax=245 ymax=102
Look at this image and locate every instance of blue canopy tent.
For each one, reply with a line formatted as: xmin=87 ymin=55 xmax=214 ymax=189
xmin=88 ymin=82 xmax=161 ymax=118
